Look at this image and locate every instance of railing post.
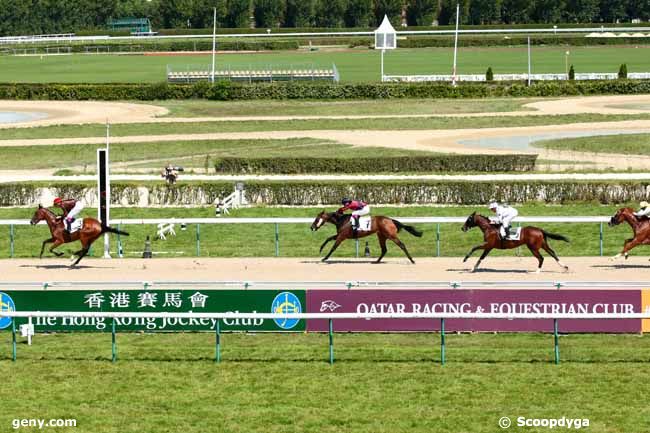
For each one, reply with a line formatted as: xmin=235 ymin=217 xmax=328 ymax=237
xmin=355 ymin=239 xmax=359 ymax=258
xmin=599 ymin=222 xmax=603 ymax=257
xmin=553 ymin=318 xmax=560 ymax=365
xmin=9 ymin=224 xmax=14 ymax=258
xmin=328 ymin=319 xmax=334 ymax=365
xmin=111 ymin=318 xmax=117 ymax=363
xmin=11 ymin=318 xmax=16 ymax=362
xmin=196 ymin=224 xmax=201 ymax=257
xmin=117 ymin=223 xmax=123 ymax=258
xmin=215 ymin=319 xmax=221 ymax=363
xmin=274 ymin=223 xmax=279 ymax=257
xmin=436 ymin=223 xmax=440 ymax=257
xmin=440 ymin=318 xmax=446 ymax=365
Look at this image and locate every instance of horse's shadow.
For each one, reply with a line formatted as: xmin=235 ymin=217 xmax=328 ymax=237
xmin=301 ymin=260 xmax=383 ymax=265
xmin=19 ymin=264 xmax=103 ymax=270
xmin=593 ymin=264 xmax=650 ymax=270
xmin=449 ymin=267 xmax=536 ymax=274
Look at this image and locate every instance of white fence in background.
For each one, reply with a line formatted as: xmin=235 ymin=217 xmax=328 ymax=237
xmin=384 ymin=73 xmax=650 ymax=82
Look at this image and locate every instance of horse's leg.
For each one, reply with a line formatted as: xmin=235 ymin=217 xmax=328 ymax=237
xmin=463 ymin=243 xmax=488 ymax=263
xmin=375 ymin=233 xmax=388 ymax=264
xmin=527 ymin=245 xmax=544 ymax=273
xmin=472 ymin=248 xmax=492 ymax=272
xmin=40 ymin=238 xmax=53 ymax=259
xmin=612 ymin=237 xmax=642 ymax=260
xmin=319 ymin=235 xmax=337 ymax=254
xmin=70 ymin=248 xmax=89 ymax=267
xmin=390 ymin=237 xmax=415 ymax=264
xmin=541 ymin=242 xmax=569 ymax=271
xmin=49 ymin=239 xmax=65 ymax=257
xmin=322 ymin=237 xmax=344 ymax=262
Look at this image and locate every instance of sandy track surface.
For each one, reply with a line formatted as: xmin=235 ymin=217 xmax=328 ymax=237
xmin=2 ymin=257 xmax=649 ymax=284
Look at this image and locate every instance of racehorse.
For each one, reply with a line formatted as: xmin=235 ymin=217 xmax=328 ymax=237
xmin=608 ymin=207 xmax=650 ymax=260
xmin=461 ymin=212 xmax=570 ymax=273
xmin=310 ymin=210 xmax=423 ymax=264
xmin=30 ymin=205 xmax=129 ymax=266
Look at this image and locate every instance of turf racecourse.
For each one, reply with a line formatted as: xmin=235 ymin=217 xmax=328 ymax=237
xmin=0 ymin=333 xmax=648 ymax=432
xmin=1 ymin=45 xmax=650 ymax=83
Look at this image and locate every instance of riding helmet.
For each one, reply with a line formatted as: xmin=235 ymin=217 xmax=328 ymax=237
xmin=341 ymin=197 xmax=352 ymax=205
xmin=53 ymin=197 xmax=62 ymax=206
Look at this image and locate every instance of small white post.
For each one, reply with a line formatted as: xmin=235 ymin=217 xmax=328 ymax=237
xmin=527 ymin=36 xmax=531 ymax=86
xmin=381 ymin=49 xmax=385 ymax=81
xmin=452 ymin=3 xmax=460 ymax=86
xmin=211 ymin=7 xmax=217 ymax=83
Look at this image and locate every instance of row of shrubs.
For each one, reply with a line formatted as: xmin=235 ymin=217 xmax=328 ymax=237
xmin=6 ymin=181 xmax=650 ymax=207
xmin=3 ymin=80 xmax=650 ymax=101
xmin=213 ymin=155 xmax=538 ymax=174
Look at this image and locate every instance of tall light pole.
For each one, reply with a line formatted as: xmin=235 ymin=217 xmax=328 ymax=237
xmin=452 ymin=3 xmax=460 ymax=86
xmin=211 ymin=7 xmax=217 ymax=83
xmin=565 ymin=50 xmax=570 ymax=79
xmin=527 ymin=36 xmax=531 ymax=86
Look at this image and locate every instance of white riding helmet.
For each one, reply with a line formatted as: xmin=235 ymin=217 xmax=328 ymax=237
xmin=489 ymin=201 xmax=499 ymax=209
xmin=641 ymin=201 xmax=649 ymax=209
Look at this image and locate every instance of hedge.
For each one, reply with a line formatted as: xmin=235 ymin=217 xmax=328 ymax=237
xmin=3 ymin=80 xmax=650 ymax=101
xmin=5 ymin=181 xmax=650 ymax=207
xmin=214 ymin=155 xmax=537 ymax=174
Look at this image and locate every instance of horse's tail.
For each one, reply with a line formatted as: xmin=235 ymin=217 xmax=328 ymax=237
xmin=542 ymin=230 xmax=569 ymax=243
xmin=391 ymin=219 xmax=423 ymax=237
xmin=101 ymin=225 xmax=130 ymax=237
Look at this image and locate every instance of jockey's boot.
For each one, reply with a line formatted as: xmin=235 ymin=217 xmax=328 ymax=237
xmin=352 ymin=216 xmax=360 ymax=238
xmin=65 ymin=218 xmax=73 ymax=233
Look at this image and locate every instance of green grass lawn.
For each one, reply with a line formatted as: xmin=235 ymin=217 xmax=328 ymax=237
xmin=155 ymin=98 xmax=535 ymax=117
xmin=1 ymin=45 xmax=649 ymax=82
xmin=1 ymin=113 xmax=649 ymax=142
xmin=2 ymin=204 xmax=639 ymax=259
xmin=0 ymin=332 xmax=648 ymax=432
xmin=538 ymin=133 xmax=650 ymax=155
xmin=1 ymin=138 xmax=433 ymax=171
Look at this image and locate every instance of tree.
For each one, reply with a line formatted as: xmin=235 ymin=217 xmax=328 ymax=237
xmin=285 ymin=0 xmax=315 ymax=27
xmin=345 ymin=0 xmax=373 ymax=27
xmin=374 ymin=0 xmax=404 ymax=26
xmin=618 ymin=63 xmax=628 ymax=79
xmin=500 ymin=0 xmax=532 ymax=24
xmin=315 ymin=0 xmax=345 ymax=27
xmin=568 ymin=64 xmax=575 ymax=80
xmin=486 ymin=66 xmax=494 ymax=81
xmin=253 ymin=0 xmax=286 ymax=28
xmin=529 ymin=0 xmax=566 ymax=23
xmin=565 ymin=0 xmax=599 ymax=23
xmin=406 ymin=0 xmax=438 ymax=26
xmin=225 ymin=0 xmax=252 ymax=27
xmin=627 ymin=0 xmax=650 ymax=20
xmin=190 ymin=0 xmax=229 ymax=28
xmin=437 ymin=0 xmax=470 ymax=25
xmin=469 ymin=0 xmax=502 ymax=24
xmin=159 ymin=0 xmax=195 ymax=28
xmin=599 ymin=0 xmax=628 ymax=22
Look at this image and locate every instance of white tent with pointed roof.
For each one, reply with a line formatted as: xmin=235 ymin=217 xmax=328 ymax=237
xmin=374 ymin=15 xmax=396 ymax=50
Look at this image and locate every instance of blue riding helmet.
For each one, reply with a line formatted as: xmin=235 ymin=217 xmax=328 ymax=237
xmin=341 ymin=198 xmax=352 ymax=205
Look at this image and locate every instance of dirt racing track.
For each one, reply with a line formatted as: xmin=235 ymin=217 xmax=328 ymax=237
xmin=2 ymin=257 xmax=650 ymax=284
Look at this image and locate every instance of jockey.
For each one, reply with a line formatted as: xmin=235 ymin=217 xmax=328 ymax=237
xmin=634 ymin=201 xmax=650 ymax=220
xmin=488 ymin=200 xmax=518 ymax=241
xmin=338 ymin=198 xmax=370 ymax=235
xmin=53 ymin=197 xmax=84 ymax=232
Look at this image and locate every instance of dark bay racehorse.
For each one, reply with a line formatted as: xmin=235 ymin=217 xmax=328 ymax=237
xmin=462 ymin=212 xmax=569 ymax=273
xmin=608 ymin=207 xmax=650 ymax=260
xmin=311 ymin=211 xmax=423 ymax=263
xmin=30 ymin=205 xmax=129 ymax=266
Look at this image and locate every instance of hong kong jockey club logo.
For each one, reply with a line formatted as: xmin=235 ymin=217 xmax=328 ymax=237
xmin=320 ymin=300 xmax=341 ymax=312
xmin=271 ymin=292 xmax=301 ymax=330
xmin=0 ymin=292 xmax=16 ymax=330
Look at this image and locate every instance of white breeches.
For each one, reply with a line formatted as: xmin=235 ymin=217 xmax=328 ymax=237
xmin=351 ymin=207 xmax=370 ymax=227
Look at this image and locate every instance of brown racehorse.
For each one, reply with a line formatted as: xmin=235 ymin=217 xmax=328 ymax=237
xmin=310 ymin=210 xmax=423 ymax=263
xmin=30 ymin=205 xmax=129 ymax=266
xmin=461 ymin=212 xmax=570 ymax=273
xmin=608 ymin=207 xmax=650 ymax=260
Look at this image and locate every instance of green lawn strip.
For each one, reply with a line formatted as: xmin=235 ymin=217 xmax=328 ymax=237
xmin=4 ymin=204 xmax=637 ymax=259
xmin=1 ymin=45 xmax=650 ymax=83
xmin=154 ymin=98 xmax=535 ymax=117
xmin=0 ymin=138 xmax=430 ymax=170
xmin=0 ymin=333 xmax=648 ymax=432
xmin=1 ymin=113 xmax=650 ymax=141
xmin=537 ymin=133 xmax=650 ymax=155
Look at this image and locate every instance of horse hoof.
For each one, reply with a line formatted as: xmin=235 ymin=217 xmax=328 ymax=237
xmin=535 ymin=269 xmax=541 ymax=274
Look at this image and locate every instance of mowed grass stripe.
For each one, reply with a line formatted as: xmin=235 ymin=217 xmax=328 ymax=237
xmin=1 ymin=45 xmax=650 ymax=82
xmin=0 ymin=333 xmax=649 ymax=432
xmin=2 ymin=204 xmax=639 ymax=259
xmin=1 ymin=113 xmax=650 ymax=141
xmin=538 ymin=133 xmax=650 ymax=155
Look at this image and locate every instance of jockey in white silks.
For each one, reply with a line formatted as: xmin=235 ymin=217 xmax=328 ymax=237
xmin=489 ymin=201 xmax=518 ymax=240
xmin=634 ymin=201 xmax=650 ymax=220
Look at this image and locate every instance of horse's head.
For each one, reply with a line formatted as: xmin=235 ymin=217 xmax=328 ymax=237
xmin=462 ymin=212 xmax=477 ymax=232
xmin=30 ymin=204 xmax=46 ymax=225
xmin=609 ymin=207 xmax=634 ymax=227
xmin=311 ymin=210 xmax=331 ymax=232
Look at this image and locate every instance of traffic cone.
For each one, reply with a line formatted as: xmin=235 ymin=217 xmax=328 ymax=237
xmin=364 ymin=241 xmax=371 ymax=257
xmin=142 ymin=235 xmax=153 ymax=259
